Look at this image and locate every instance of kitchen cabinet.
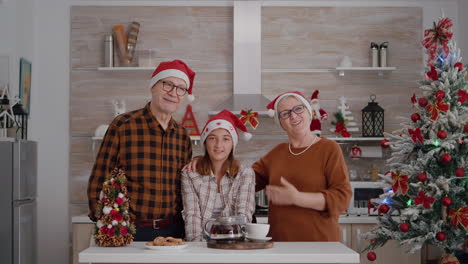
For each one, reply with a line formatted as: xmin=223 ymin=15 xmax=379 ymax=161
xmin=339 ymin=223 xmax=421 ymax=264
xmin=72 ymin=223 xmax=94 ymax=264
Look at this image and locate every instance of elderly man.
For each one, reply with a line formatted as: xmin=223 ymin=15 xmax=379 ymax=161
xmin=87 ymin=59 xmax=195 ymax=241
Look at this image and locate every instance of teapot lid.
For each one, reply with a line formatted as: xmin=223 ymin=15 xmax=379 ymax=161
xmin=216 ymin=215 xmax=247 ymax=224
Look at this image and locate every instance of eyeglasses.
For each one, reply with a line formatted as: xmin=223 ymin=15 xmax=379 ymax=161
xmin=161 ymin=81 xmax=188 ymax=96
xmin=278 ymin=104 xmax=306 ymax=120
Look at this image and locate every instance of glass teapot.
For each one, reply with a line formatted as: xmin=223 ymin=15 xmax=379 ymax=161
xmin=204 ymin=216 xmax=247 ymax=242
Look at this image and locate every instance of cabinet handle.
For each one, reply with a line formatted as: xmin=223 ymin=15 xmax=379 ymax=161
xmin=356 ymin=228 xmax=361 ymax=252
xmin=342 ymin=228 xmax=347 ymax=245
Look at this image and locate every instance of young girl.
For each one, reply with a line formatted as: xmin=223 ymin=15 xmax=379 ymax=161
xmin=181 ymin=110 xmax=256 ymax=241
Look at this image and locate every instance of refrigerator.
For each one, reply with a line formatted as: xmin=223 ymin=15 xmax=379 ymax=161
xmin=0 ymin=140 xmax=37 ymax=264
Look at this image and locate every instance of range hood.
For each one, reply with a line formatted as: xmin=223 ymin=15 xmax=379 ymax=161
xmin=209 ymin=1 xmax=270 ymax=116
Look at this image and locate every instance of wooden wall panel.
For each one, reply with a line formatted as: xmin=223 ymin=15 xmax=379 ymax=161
xmin=262 ymin=7 xmax=422 ymax=69
xmin=71 ymin=6 xmax=233 ymax=69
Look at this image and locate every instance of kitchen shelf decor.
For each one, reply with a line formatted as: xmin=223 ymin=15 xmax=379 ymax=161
xmin=361 ymin=95 xmax=385 ymax=137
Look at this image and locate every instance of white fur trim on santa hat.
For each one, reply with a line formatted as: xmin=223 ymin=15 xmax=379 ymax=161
xmin=148 ymin=69 xmax=191 ymax=91
xmin=273 ymin=93 xmax=312 ymax=124
xmin=187 ymin=94 xmax=195 ymax=102
xmin=201 ymin=119 xmax=239 ymax=153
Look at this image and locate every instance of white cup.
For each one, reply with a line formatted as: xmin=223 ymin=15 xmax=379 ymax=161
xmin=246 ymin=223 xmax=270 ymax=238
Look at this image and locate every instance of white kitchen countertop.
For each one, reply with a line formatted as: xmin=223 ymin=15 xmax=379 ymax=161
xmin=72 ymin=215 xmax=381 ymax=224
xmin=79 ymin=241 xmax=360 ymax=263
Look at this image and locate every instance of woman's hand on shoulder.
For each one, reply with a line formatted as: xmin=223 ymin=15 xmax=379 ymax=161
xmin=182 ymin=156 xmax=201 ymax=172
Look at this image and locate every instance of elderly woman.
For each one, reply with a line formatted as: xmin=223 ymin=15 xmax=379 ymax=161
xmin=254 ymin=91 xmax=352 ymax=241
xmin=181 ymin=110 xmax=256 ymax=241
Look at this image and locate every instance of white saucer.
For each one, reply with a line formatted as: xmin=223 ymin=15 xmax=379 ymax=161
xmin=246 ymin=236 xmax=272 ymax=242
xmin=145 ymin=243 xmax=188 ymax=250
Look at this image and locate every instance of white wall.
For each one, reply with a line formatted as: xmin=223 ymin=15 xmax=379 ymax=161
xmin=459 ymin=0 xmax=468 ymax=65
xmin=0 ymin=1 xmax=463 ymax=264
xmin=29 ymin=0 xmax=70 ymax=264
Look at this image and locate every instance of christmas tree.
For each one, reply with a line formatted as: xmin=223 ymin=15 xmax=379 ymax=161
xmin=363 ymin=17 xmax=468 ymax=263
xmin=94 ymin=168 xmax=136 ymax=247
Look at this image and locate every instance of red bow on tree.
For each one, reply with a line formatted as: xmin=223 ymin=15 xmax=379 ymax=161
xmin=448 ymin=207 xmax=468 ymax=229
xmin=426 ymin=97 xmax=449 ymax=121
xmin=408 ymin=128 xmax=424 ymax=143
xmin=239 ymin=109 xmax=259 ymax=129
xmin=421 ymin=17 xmax=454 ymax=66
xmin=391 ymin=171 xmax=409 ymax=195
xmin=458 ymin=89 xmax=468 ymax=104
xmin=415 ymin=191 xmax=435 ymax=209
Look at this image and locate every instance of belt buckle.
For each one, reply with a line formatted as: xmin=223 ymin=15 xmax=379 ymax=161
xmin=153 ymin=219 xmax=163 ymax=229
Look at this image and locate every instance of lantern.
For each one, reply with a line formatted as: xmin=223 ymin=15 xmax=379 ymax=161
xmin=11 ymin=104 xmax=28 ymax=140
xmin=361 ymin=95 xmax=384 ymax=137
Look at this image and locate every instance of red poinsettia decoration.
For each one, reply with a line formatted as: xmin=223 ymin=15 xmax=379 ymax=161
xmin=458 ymin=89 xmax=468 ymax=104
xmin=448 ymin=207 xmax=468 ymax=229
xmin=391 ymin=171 xmax=409 ymax=195
xmin=415 ymin=191 xmax=435 ymax=209
xmin=426 ymin=97 xmax=449 ymax=121
xmin=427 ymin=66 xmax=439 ymax=81
xmin=421 ymin=17 xmax=454 ymax=65
xmin=239 ymin=109 xmax=259 ymax=129
xmin=408 ymin=128 xmax=424 ymax=143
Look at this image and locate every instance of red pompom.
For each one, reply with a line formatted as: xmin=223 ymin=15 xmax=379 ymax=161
xmin=381 ymin=139 xmax=389 ymax=148
xmin=400 ymin=223 xmax=410 ymax=232
xmin=417 ymin=172 xmax=427 ymax=182
xmin=437 ymin=130 xmax=447 ymax=139
xmin=454 ymin=62 xmax=464 ymax=71
xmin=367 ymin=252 xmax=377 ymax=261
xmin=456 ymin=168 xmax=465 ymax=177
xmin=442 ymin=197 xmax=452 ymax=206
xmin=418 ymin=97 xmax=428 ymax=107
xmin=436 ymin=232 xmax=446 ymax=241
xmin=436 ymin=90 xmax=446 ymax=99
xmin=379 ymin=204 xmax=390 ymax=214
xmin=411 ymin=113 xmax=421 ymax=122
xmin=440 ymin=153 xmax=452 ymax=164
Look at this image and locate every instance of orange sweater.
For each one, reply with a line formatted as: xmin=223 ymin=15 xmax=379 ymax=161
xmin=253 ymin=138 xmax=352 ymax=242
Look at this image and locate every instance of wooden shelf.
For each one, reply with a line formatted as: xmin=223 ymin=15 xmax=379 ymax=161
xmin=94 ymin=67 xmax=232 ymax=72
xmin=335 ymin=67 xmax=396 ymax=76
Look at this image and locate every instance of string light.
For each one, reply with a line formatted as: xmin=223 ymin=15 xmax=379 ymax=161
xmin=406 ymin=199 xmax=413 ymax=206
xmin=433 ymin=139 xmax=440 ymax=147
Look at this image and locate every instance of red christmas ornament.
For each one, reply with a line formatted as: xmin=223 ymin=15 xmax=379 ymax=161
xmin=454 ymin=62 xmax=464 ymax=71
xmin=442 ymin=197 xmax=452 ymax=206
xmin=379 ymin=204 xmax=390 ymax=214
xmin=464 ymin=124 xmax=468 ymax=133
xmin=436 ymin=232 xmax=446 ymax=241
xmin=456 ymin=168 xmax=465 ymax=177
xmin=465 ymin=241 xmax=468 ymax=248
xmin=436 ymin=90 xmax=446 ymax=99
xmin=367 ymin=252 xmax=377 ymax=261
xmin=400 ymin=223 xmax=410 ymax=232
xmin=417 ymin=172 xmax=428 ymax=182
xmin=381 ymin=139 xmax=389 ymax=148
xmin=418 ymin=97 xmax=428 ymax=107
xmin=411 ymin=113 xmax=421 ymax=122
xmin=440 ymin=153 xmax=452 ymax=164
xmin=350 ymin=145 xmax=362 ymax=160
xmin=437 ymin=130 xmax=447 ymax=139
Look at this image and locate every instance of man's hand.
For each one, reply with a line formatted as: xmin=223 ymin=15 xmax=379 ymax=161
xmin=265 ymin=177 xmax=299 ymax=206
xmin=182 ymin=156 xmax=201 ymax=172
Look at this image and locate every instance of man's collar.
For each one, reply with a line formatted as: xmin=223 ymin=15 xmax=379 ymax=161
xmin=145 ymin=103 xmax=178 ymax=130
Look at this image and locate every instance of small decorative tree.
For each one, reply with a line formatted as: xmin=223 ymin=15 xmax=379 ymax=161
xmin=94 ymin=168 xmax=136 ymax=247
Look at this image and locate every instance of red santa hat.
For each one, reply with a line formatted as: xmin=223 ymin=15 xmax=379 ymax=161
xmin=149 ymin=59 xmax=196 ymax=101
xmin=266 ymin=91 xmax=312 ymax=124
xmin=200 ymin=109 xmax=252 ymax=152
xmin=310 ymin=90 xmax=319 ymax=102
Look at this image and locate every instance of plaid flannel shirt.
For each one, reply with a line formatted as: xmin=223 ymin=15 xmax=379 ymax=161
xmin=181 ymin=166 xmax=256 ymax=241
xmin=87 ymin=103 xmax=192 ymax=221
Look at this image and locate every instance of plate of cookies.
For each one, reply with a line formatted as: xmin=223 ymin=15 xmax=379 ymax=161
xmin=145 ymin=236 xmax=187 ymax=250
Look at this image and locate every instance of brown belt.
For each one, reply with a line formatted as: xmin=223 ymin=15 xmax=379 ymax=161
xmin=136 ymin=214 xmax=180 ymax=229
